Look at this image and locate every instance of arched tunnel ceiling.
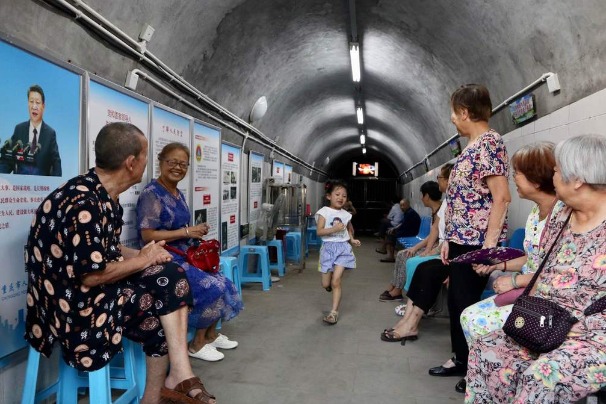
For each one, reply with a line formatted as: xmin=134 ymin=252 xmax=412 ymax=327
xmin=2 ymin=0 xmax=606 ymax=177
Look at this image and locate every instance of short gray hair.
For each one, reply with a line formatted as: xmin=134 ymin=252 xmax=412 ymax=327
xmin=95 ymin=122 xmax=145 ymax=170
xmin=555 ymin=134 xmax=606 ymax=190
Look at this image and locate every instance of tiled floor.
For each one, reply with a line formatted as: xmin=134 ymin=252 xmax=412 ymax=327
xmin=193 ymin=236 xmax=463 ymax=404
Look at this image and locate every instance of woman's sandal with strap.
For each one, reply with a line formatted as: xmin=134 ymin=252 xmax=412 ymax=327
xmin=160 ymin=376 xmax=216 ymax=404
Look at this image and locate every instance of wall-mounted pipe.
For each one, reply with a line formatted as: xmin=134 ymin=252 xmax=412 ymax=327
xmin=398 ymin=72 xmax=559 ymax=181
xmin=47 ymin=0 xmax=327 ymax=176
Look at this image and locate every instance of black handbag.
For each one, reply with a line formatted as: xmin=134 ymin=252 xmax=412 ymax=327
xmin=503 ymin=213 xmax=606 ymax=352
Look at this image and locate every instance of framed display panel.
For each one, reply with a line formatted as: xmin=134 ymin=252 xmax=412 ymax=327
xmin=272 ymin=160 xmax=284 ymax=183
xmin=191 ymin=120 xmax=222 ymax=241
xmin=0 ymin=36 xmax=84 ymax=360
xmin=284 ymin=163 xmax=293 ymax=184
xmin=151 ymin=104 xmax=193 ymax=205
xmin=87 ymin=76 xmax=152 ymax=248
xmin=248 ymin=151 xmax=264 ymax=243
xmin=220 ymin=142 xmax=241 ymax=256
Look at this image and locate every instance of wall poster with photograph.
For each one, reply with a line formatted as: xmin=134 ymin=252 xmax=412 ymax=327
xmin=284 ymin=163 xmax=293 ymax=184
xmin=0 ymin=38 xmax=82 ymax=359
xmin=151 ymin=105 xmax=192 ymax=204
xmin=220 ymin=142 xmax=241 ymax=255
xmin=272 ymin=160 xmax=284 ymax=184
xmin=88 ymin=78 xmax=151 ymax=248
xmin=248 ymin=151 xmax=264 ymax=243
xmin=191 ymin=121 xmax=221 ymax=241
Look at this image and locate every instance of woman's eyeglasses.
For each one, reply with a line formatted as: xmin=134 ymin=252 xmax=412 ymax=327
xmin=164 ymin=159 xmax=189 ymax=169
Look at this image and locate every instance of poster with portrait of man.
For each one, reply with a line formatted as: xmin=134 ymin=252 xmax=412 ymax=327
xmin=0 ymin=39 xmax=81 ymax=359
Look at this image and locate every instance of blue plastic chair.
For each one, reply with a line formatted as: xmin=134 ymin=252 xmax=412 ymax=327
xmin=266 ymin=239 xmax=286 ymax=276
xmin=508 ymin=228 xmax=525 ymax=250
xmin=285 ymin=232 xmax=302 ymax=262
xmin=397 ymin=216 xmax=432 ymax=248
xmin=22 ymin=339 xmax=143 ymax=404
xmin=220 ymin=255 xmax=242 ymax=296
xmin=239 ymin=245 xmax=272 ymax=291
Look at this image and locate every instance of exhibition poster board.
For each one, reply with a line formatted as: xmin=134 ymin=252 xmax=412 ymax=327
xmin=0 ymin=39 xmax=82 ymax=359
xmin=220 ymin=142 xmax=241 ymax=255
xmin=151 ymin=105 xmax=192 ymax=204
xmin=284 ymin=163 xmax=293 ymax=184
xmin=248 ymin=151 xmax=264 ymax=243
xmin=87 ymin=78 xmax=150 ymax=248
xmin=272 ymin=160 xmax=284 ymax=183
xmin=191 ymin=121 xmax=221 ymax=241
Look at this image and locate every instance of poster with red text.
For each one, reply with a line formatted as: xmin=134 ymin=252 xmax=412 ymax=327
xmin=248 ymin=151 xmax=264 ymax=242
xmin=88 ymin=79 xmax=150 ymax=248
xmin=191 ymin=121 xmax=221 ymax=241
xmin=221 ymin=142 xmax=241 ymax=255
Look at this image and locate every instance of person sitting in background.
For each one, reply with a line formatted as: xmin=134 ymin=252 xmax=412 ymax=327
xmin=379 ymin=178 xmax=444 ymax=301
xmin=24 ymin=123 xmax=216 ymax=404
xmin=137 ymin=142 xmax=243 ymax=363
xmin=379 ymin=164 xmax=452 ymax=301
xmin=378 ymin=199 xmax=421 ymax=263
xmin=375 ymin=195 xmax=403 ymax=246
xmin=460 ymin=142 xmax=563 ymax=347
xmin=466 ymin=134 xmax=606 ymax=403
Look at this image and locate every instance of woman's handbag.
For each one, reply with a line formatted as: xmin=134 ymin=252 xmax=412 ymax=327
xmin=164 ymin=239 xmax=221 ymax=273
xmin=502 ymin=214 xmax=578 ymax=353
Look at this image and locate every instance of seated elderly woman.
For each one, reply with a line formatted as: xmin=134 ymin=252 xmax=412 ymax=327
xmin=461 ymin=142 xmax=564 ymax=346
xmin=380 ymin=164 xmax=453 ymax=303
xmin=466 ymin=134 xmax=606 ymax=403
xmin=137 ymin=142 xmax=243 ymax=363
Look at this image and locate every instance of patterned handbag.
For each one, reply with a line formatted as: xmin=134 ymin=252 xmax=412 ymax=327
xmin=164 ymin=239 xmax=221 ymax=273
xmin=503 ymin=214 xmax=577 ymax=353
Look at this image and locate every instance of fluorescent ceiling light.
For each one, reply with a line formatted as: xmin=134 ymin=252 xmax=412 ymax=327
xmin=349 ymin=42 xmax=360 ymax=82
xmin=356 ymin=107 xmax=364 ymax=124
xmin=362 ymin=147 xmax=367 ymax=154
xmin=360 ymin=134 xmax=365 ymax=144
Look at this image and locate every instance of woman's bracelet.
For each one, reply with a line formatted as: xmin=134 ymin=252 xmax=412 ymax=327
xmin=503 ymin=260 xmax=507 ymax=271
xmin=511 ymin=271 xmax=519 ymax=289
xmin=184 ymin=226 xmax=190 ymax=237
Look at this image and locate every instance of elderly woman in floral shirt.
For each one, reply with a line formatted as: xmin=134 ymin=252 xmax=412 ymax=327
xmin=466 ymin=134 xmax=606 ymax=403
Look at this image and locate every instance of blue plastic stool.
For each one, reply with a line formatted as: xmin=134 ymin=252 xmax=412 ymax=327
xmin=266 ymin=239 xmax=286 ymax=276
xmin=239 ymin=245 xmax=272 ymax=291
xmin=22 ymin=338 xmax=143 ymax=404
xmin=285 ymin=232 xmax=301 ymax=262
xmin=306 ymin=226 xmax=321 ymax=249
xmin=220 ymin=255 xmax=242 ymax=296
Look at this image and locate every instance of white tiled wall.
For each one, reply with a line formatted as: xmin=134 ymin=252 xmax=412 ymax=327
xmin=403 ymin=87 xmax=606 ymax=235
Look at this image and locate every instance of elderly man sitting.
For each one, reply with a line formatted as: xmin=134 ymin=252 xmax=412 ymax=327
xmin=378 ymin=198 xmax=421 ymax=263
xmin=24 ymin=122 xmax=216 ymax=404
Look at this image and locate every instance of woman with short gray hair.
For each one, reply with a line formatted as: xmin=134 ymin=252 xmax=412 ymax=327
xmin=466 ymin=134 xmax=606 ymax=403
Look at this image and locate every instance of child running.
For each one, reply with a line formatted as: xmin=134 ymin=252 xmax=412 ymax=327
xmin=315 ymin=180 xmax=361 ymax=325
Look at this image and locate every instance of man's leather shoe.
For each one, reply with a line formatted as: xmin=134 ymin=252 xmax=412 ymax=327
xmin=428 ymin=360 xmax=467 ymax=377
xmin=455 ymin=378 xmax=466 ymax=393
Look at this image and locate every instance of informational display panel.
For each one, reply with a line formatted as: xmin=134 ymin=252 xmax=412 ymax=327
xmin=248 ymin=151 xmax=264 ymax=243
xmin=88 ymin=79 xmax=150 ymax=248
xmin=0 ymin=39 xmax=81 ymax=359
xmin=151 ymin=105 xmax=192 ymax=204
xmin=220 ymin=142 xmax=241 ymax=255
xmin=191 ymin=121 xmax=221 ymax=241
xmin=272 ymin=160 xmax=284 ymax=184
xmin=284 ymin=164 xmax=293 ymax=184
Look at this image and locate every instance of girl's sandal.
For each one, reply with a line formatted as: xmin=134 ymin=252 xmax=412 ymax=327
xmin=323 ymin=311 xmax=338 ymax=325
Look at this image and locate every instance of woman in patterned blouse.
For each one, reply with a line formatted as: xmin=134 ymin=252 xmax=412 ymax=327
xmin=427 ymin=85 xmax=511 ymax=395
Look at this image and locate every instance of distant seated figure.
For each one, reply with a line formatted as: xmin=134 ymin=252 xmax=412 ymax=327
xmin=377 ymin=199 xmax=421 ymax=262
xmin=375 ymin=196 xmax=403 ymax=238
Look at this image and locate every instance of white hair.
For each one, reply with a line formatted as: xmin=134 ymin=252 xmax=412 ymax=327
xmin=555 ymin=134 xmax=606 ymax=190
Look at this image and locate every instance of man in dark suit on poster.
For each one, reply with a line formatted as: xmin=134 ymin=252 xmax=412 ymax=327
xmin=0 ymin=85 xmax=62 ymax=176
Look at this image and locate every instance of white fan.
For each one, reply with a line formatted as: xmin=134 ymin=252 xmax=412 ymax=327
xmin=256 ymin=194 xmax=286 ymax=242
